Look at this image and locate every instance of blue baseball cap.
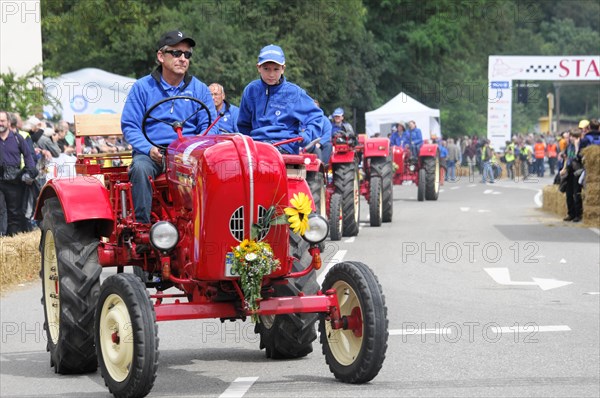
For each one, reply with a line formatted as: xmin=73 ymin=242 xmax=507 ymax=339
xmin=333 ymin=108 xmax=344 ymax=117
xmin=258 ymin=44 xmax=285 ymax=66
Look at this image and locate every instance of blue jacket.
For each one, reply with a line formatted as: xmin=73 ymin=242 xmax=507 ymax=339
xmin=237 ymin=77 xmax=324 ymax=154
xmin=390 ymin=131 xmax=403 ymax=147
xmin=122 ymin=68 xmax=217 ymax=155
xmin=214 ymin=101 xmax=240 ymax=134
xmin=320 ymin=117 xmax=332 ymax=145
xmin=407 ymin=128 xmax=423 ymax=148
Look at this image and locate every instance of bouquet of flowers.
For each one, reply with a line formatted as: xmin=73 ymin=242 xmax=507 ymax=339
xmin=230 ymin=239 xmax=280 ymax=322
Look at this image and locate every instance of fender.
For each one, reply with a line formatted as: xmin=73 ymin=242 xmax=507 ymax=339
xmin=299 ymin=153 xmax=321 ymax=173
xmin=363 ymin=137 xmax=390 ymax=158
xmin=419 ymin=143 xmax=439 ymax=158
xmin=330 ymin=150 xmax=355 ymax=164
xmin=34 ymin=177 xmax=114 ymax=232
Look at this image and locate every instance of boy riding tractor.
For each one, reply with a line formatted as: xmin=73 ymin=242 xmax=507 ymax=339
xmin=35 ymin=96 xmax=388 ymax=398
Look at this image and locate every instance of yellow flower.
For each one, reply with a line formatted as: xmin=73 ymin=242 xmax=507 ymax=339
xmin=284 ymin=192 xmax=312 ymax=235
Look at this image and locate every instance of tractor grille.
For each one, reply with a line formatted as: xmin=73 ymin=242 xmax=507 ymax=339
xmin=229 ymin=205 xmax=272 ymax=242
xmin=229 ymin=206 xmax=244 ymax=242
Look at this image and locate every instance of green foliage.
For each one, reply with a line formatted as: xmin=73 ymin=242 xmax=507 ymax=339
xmin=0 ymin=65 xmax=58 ymax=117
xmin=40 ymin=0 xmax=599 ymax=134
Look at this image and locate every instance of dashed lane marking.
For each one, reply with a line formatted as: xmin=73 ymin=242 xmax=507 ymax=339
xmin=460 ymin=207 xmax=470 ymax=212
xmin=343 ymin=237 xmax=355 ymax=243
xmin=590 ymin=228 xmax=600 ymax=235
xmin=219 ymin=377 xmax=259 ymax=398
xmin=534 ymin=189 xmax=543 ymax=208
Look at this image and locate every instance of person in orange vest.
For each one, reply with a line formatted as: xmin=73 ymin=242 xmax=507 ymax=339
xmin=533 ymin=137 xmax=546 ymax=177
xmin=546 ymin=139 xmax=558 ymax=176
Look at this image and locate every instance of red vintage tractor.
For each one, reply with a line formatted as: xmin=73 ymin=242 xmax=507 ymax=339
xmin=356 ymin=135 xmax=394 ymax=227
xmin=35 ymin=97 xmax=388 ymax=398
xmin=392 ymin=142 xmax=441 ymax=201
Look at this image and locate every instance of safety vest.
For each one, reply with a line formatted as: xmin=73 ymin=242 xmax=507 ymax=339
xmin=481 ymin=145 xmax=493 ymax=161
xmin=505 ymin=143 xmax=515 ymax=162
xmin=533 ymin=143 xmax=545 ymax=159
xmin=547 ymin=143 xmax=557 ymax=158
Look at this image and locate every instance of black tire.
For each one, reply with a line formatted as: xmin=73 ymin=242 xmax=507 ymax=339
xmin=329 ymin=193 xmax=343 ymax=241
xmin=40 ymin=197 xmax=101 ymax=374
xmin=369 ymin=177 xmax=382 ymax=227
xmin=133 ymin=266 xmax=149 ymax=283
xmin=319 ymin=261 xmax=388 ymax=383
xmin=255 ymin=232 xmax=319 ymax=359
xmin=370 ymin=158 xmax=393 ymax=222
xmin=423 ymin=155 xmax=440 ymax=201
xmin=333 ymin=162 xmax=359 ymax=236
xmin=96 ymin=273 xmax=158 ymax=398
xmin=417 ymin=168 xmax=426 ymax=202
xmin=307 ymin=170 xmax=326 ymax=218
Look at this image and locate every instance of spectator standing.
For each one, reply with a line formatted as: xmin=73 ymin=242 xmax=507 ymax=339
xmin=504 ymin=138 xmax=516 ymax=180
xmin=237 ymin=44 xmax=324 ymax=155
xmin=464 ymin=139 xmax=477 ymax=176
xmin=122 ymin=30 xmax=216 ymax=224
xmin=533 ymin=137 xmax=546 ymax=177
xmin=580 ymin=119 xmax=600 ymax=149
xmin=546 ymin=138 xmax=558 ymax=175
xmin=560 ymin=130 xmax=583 ymax=222
xmin=518 ymin=141 xmax=532 ymax=180
xmin=445 ymin=138 xmax=460 ymax=182
xmin=209 ymin=83 xmax=240 ymax=134
xmin=0 ymin=110 xmax=37 ymax=235
xmin=480 ymin=139 xmax=495 ymax=183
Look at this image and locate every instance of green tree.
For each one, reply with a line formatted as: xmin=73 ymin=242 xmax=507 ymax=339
xmin=0 ymin=65 xmax=57 ymax=117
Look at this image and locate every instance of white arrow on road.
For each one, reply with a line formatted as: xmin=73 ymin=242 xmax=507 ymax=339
xmin=484 ymin=268 xmax=572 ymax=291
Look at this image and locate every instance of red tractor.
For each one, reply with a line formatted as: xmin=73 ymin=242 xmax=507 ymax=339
xmin=392 ymin=143 xmax=441 ymax=201
xmin=356 ymin=135 xmax=394 ymax=227
xmin=35 ymin=97 xmax=388 ymax=398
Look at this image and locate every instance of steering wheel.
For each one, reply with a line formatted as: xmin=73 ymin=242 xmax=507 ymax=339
xmin=141 ymin=95 xmax=213 ymax=151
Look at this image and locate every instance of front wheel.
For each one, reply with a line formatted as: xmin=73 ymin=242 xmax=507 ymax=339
xmin=369 ymin=177 xmax=382 ymax=227
xmin=319 ymin=261 xmax=388 ymax=383
xmin=417 ymin=168 xmax=426 ymax=202
xmin=423 ymin=155 xmax=440 ymax=201
xmin=96 ymin=273 xmax=158 ymax=398
xmin=307 ymin=171 xmax=326 ymax=218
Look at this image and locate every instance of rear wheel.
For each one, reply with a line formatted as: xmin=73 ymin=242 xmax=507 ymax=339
xmin=333 ymin=162 xmax=359 ymax=236
xmin=417 ymin=168 xmax=426 ymax=202
xmin=307 ymin=170 xmax=326 ymax=218
xmin=369 ymin=177 xmax=382 ymax=227
xmin=423 ymin=155 xmax=440 ymax=201
xmin=319 ymin=262 xmax=388 ymax=383
xmin=96 ymin=273 xmax=158 ymax=398
xmin=40 ymin=197 xmax=101 ymax=374
xmin=255 ymin=232 xmax=319 ymax=359
xmin=329 ymin=193 xmax=343 ymax=241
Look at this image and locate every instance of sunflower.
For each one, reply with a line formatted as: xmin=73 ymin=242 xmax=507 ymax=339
xmin=284 ymin=192 xmax=313 ymax=235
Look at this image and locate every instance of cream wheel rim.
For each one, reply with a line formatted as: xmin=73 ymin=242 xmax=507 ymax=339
xmin=43 ymin=230 xmax=60 ymax=344
xmin=100 ymin=293 xmax=134 ymax=382
xmin=326 ymin=280 xmax=363 ymax=366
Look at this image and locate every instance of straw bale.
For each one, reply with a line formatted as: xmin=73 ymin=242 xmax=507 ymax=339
xmin=583 ymin=205 xmax=600 ymax=227
xmin=0 ymin=230 xmax=40 ymax=292
xmin=582 ymin=145 xmax=600 ymax=178
xmin=542 ymin=185 xmax=567 ymax=216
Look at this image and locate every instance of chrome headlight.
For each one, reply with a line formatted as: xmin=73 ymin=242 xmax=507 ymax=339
xmin=302 ymin=214 xmax=329 ymax=244
xmin=409 ymin=164 xmax=415 ymax=171
xmin=149 ymin=221 xmax=179 ymax=252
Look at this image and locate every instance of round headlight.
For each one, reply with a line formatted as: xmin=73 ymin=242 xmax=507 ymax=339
xmin=302 ymin=214 xmax=329 ymax=244
xmin=409 ymin=164 xmax=415 ymax=171
xmin=149 ymin=221 xmax=179 ymax=252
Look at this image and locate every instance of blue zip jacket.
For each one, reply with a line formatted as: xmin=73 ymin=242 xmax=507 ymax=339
xmin=214 ymin=100 xmax=240 ymax=134
xmin=237 ymin=77 xmax=324 ymax=154
xmin=320 ymin=117 xmax=331 ymax=145
xmin=407 ymin=127 xmax=423 ymax=148
xmin=390 ymin=131 xmax=403 ymax=146
xmin=122 ymin=68 xmax=217 ymax=155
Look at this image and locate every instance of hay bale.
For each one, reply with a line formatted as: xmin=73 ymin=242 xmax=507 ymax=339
xmin=582 ymin=145 xmax=600 ymax=227
xmin=583 ymin=205 xmax=600 ymax=227
xmin=542 ymin=184 xmax=567 ymax=217
xmin=0 ymin=230 xmax=40 ymax=292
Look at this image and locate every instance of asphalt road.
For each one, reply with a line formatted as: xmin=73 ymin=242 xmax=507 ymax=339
xmin=1 ymin=173 xmax=599 ymax=397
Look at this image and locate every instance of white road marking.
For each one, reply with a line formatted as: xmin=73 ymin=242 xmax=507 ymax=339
xmin=560 ymin=258 xmax=567 ymax=264
xmin=460 ymin=207 xmax=470 ymax=212
xmin=389 ymin=325 xmax=571 ymax=336
xmin=484 ymin=267 xmax=572 ymax=290
xmin=343 ymin=237 xmax=355 ymax=243
xmin=450 ymin=186 xmax=460 ymax=190
xmin=439 ymin=189 xmax=445 ymax=193
xmin=492 ymin=191 xmax=502 ymax=195
xmin=219 ymin=377 xmax=258 ymax=398
xmin=584 ymin=292 xmax=600 ymax=295
xmin=534 ymin=189 xmax=543 ymax=208
xmin=468 ymin=184 xmax=477 ymax=188
xmin=590 ymin=228 xmax=600 ymax=235
xmin=483 ymin=189 xmax=493 ymax=194
xmin=477 ymin=209 xmax=491 ymax=213
xmin=317 ymin=250 xmax=347 ymax=285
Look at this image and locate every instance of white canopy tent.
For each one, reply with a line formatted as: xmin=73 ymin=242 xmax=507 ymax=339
xmin=365 ymin=92 xmax=441 ymax=139
xmin=43 ymin=68 xmax=136 ymax=123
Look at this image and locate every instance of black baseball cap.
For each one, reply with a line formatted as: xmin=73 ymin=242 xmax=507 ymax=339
xmin=157 ymin=30 xmax=196 ymax=50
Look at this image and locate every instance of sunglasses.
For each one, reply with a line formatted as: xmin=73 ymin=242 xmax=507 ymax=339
xmin=164 ymin=50 xmax=192 ymax=59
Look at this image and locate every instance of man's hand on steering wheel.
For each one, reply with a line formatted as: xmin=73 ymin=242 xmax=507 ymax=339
xmin=149 ymin=147 xmax=163 ymax=164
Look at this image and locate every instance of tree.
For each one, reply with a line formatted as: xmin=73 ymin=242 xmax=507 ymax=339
xmin=0 ymin=65 xmax=57 ymax=118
